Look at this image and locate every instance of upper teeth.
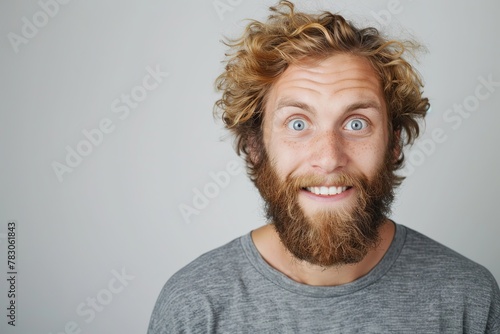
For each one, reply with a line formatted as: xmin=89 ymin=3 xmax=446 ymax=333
xmin=306 ymin=186 xmax=347 ymax=196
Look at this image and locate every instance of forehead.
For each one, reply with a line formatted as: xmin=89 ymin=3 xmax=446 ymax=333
xmin=265 ymin=54 xmax=384 ymax=111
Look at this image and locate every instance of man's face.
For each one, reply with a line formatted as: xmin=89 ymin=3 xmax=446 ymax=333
xmin=254 ymin=53 xmax=395 ymax=267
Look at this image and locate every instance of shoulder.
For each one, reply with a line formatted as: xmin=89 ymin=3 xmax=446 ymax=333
xmin=171 ymin=236 xmax=247 ymax=291
xmin=401 ymin=226 xmax=493 ymax=279
xmin=397 ymin=225 xmax=500 ymax=330
xmin=148 ymin=235 xmax=249 ymax=334
xmin=157 ymin=234 xmax=247 ymax=301
xmin=399 ymin=226 xmax=496 ymax=285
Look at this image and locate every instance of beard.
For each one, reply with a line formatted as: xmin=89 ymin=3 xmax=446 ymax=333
xmin=253 ymin=150 xmax=396 ymax=268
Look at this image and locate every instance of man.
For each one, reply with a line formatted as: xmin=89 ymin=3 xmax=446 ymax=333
xmin=148 ymin=1 xmax=500 ymax=332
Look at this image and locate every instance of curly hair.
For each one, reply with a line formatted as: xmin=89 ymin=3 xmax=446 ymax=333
xmin=214 ymin=0 xmax=429 ymax=185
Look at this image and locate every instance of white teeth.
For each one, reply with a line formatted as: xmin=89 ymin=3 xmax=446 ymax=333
xmin=320 ymin=186 xmax=328 ymax=195
xmin=306 ymin=186 xmax=348 ymax=195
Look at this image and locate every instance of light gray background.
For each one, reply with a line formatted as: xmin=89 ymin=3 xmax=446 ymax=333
xmin=1 ymin=0 xmax=499 ymax=333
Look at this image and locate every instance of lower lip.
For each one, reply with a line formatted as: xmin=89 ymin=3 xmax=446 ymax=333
xmin=300 ymin=187 xmax=353 ymax=202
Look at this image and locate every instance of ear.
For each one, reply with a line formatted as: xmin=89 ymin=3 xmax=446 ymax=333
xmin=245 ymin=110 xmax=267 ymax=167
xmin=246 ymin=133 xmax=262 ymax=166
xmin=392 ymin=129 xmax=402 ymax=163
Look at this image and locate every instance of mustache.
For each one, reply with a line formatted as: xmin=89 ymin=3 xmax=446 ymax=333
xmin=286 ymin=173 xmax=361 ymax=190
xmin=271 ymin=172 xmax=369 ymax=216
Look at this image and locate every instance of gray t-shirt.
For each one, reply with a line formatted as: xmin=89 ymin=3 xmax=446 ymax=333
xmin=148 ymin=224 xmax=500 ymax=333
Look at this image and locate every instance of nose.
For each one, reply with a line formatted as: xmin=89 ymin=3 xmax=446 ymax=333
xmin=309 ymin=130 xmax=348 ymax=173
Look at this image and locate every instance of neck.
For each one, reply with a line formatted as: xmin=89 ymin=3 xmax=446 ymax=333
xmin=251 ymin=219 xmax=395 ymax=286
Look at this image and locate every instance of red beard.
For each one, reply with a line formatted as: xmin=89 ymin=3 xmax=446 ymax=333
xmin=253 ymin=150 xmax=395 ymax=267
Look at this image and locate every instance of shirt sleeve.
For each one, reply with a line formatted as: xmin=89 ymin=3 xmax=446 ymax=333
xmin=486 ymin=274 xmax=500 ymax=334
xmin=147 ymin=277 xmax=216 ymax=334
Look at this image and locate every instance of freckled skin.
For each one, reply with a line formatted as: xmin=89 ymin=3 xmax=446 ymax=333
xmin=263 ymin=54 xmax=389 ymax=215
xmin=252 ymin=54 xmax=395 ymax=286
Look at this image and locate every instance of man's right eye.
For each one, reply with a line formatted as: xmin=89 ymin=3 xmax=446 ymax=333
xmin=287 ymin=119 xmax=308 ymax=131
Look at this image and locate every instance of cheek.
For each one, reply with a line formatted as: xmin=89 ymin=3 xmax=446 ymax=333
xmin=267 ymin=138 xmax=308 ymax=177
xmin=346 ymin=139 xmax=387 ymax=174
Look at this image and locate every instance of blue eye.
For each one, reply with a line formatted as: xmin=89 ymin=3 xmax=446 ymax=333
xmin=345 ymin=119 xmax=368 ymax=131
xmin=288 ymin=119 xmax=308 ymax=131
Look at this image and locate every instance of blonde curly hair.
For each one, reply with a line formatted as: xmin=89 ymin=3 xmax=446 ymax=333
xmin=214 ymin=1 xmax=429 ymax=185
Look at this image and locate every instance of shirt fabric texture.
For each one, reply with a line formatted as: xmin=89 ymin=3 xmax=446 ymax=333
xmin=148 ymin=223 xmax=500 ymax=333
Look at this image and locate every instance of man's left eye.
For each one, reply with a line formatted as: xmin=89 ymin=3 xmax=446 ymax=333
xmin=344 ymin=119 xmax=368 ymax=131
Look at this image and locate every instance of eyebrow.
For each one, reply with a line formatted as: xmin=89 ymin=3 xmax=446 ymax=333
xmin=274 ymin=97 xmax=383 ymax=115
xmin=344 ymin=101 xmax=383 ymax=113
xmin=275 ymin=97 xmax=314 ymax=114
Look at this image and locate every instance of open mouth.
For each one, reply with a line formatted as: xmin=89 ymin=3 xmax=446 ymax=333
xmin=303 ymin=186 xmax=352 ymax=196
